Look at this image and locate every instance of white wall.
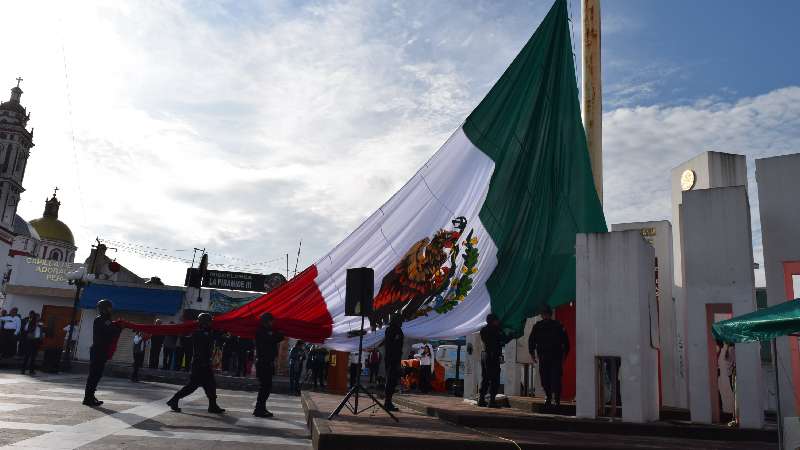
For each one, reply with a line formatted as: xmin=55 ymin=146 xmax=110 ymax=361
xmin=756 ymin=153 xmax=800 ymax=422
xmin=575 ymin=231 xmax=659 ymax=423
xmin=612 ymin=221 xmax=679 ymax=408
xmin=670 ymin=151 xmax=747 ymax=409
xmin=683 ymin=186 xmax=763 ymax=428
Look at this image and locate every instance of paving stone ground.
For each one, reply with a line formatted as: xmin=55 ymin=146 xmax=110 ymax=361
xmin=0 ymin=369 xmax=310 ymax=449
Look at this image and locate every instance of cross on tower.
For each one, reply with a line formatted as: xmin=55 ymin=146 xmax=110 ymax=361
xmin=52 ymin=187 xmax=59 ymax=197
xmin=16 ymin=77 xmax=22 ymax=88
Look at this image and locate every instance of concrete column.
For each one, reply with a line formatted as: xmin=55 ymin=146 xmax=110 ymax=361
xmin=575 ymin=231 xmax=659 ymax=423
xmin=756 ymin=154 xmax=800 ymax=424
xmin=503 ymin=339 xmax=522 ymax=396
xmin=683 ymin=186 xmax=763 ymax=428
xmin=463 ymin=332 xmax=482 ymax=400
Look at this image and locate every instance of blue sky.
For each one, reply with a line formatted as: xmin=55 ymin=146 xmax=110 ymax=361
xmin=1 ymin=0 xmax=797 ymax=285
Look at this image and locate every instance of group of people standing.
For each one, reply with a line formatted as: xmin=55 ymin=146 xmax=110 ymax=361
xmin=288 ymin=340 xmax=329 ymax=395
xmin=478 ymin=306 xmax=569 ymax=409
xmin=1 ymin=308 xmax=45 ymax=375
xmin=85 ymin=300 xmax=287 ymax=418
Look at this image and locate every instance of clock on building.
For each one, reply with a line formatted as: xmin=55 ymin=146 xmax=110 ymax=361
xmin=680 ymin=169 xmax=696 ymax=191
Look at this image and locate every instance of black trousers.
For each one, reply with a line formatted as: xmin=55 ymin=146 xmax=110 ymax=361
xmin=172 ymin=366 xmax=217 ymax=404
xmin=1 ymin=330 xmax=16 ymax=358
xmin=479 ymin=357 xmax=501 ymax=402
xmin=149 ymin=344 xmax=162 ymax=368
xmin=163 ymin=348 xmax=175 ymax=370
xmin=368 ymin=363 xmax=379 ymax=383
xmin=349 ymin=363 xmax=361 ymax=387
xmin=21 ymin=339 xmax=39 ymax=372
xmin=183 ymin=346 xmax=194 ymax=371
xmin=85 ymin=347 xmax=108 ymax=397
xmin=174 ymin=347 xmax=184 ymax=371
xmin=312 ymin=367 xmax=325 ymax=388
xmin=132 ymin=352 xmax=145 ymax=380
xmin=419 ymin=365 xmax=432 ymax=393
xmin=254 ymin=360 xmax=273 ymax=412
xmin=384 ymin=361 xmax=400 ymax=405
xmin=539 ymin=357 xmax=563 ymax=401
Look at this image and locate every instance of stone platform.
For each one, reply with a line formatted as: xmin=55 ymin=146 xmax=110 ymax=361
xmin=394 ymin=394 xmax=777 ymax=448
xmin=302 ymin=391 xmax=777 ymax=449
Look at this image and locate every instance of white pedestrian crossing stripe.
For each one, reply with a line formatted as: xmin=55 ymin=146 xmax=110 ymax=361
xmin=0 ymin=373 xmax=311 ymax=449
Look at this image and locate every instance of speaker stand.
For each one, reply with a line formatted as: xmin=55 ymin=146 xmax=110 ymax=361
xmin=328 ymin=315 xmax=398 ymax=422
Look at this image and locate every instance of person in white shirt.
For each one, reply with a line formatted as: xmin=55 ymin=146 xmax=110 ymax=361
xmin=1 ymin=307 xmax=21 ymax=358
xmin=416 ymin=345 xmax=433 ymax=394
xmin=131 ymin=331 xmax=148 ymax=382
xmin=63 ymin=324 xmax=78 ymax=358
xmin=20 ymin=311 xmax=43 ymax=375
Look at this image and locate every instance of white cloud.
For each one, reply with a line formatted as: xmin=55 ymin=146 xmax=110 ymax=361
xmin=603 ymin=86 xmax=800 ymax=285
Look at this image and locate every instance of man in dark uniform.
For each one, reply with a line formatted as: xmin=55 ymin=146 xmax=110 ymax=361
xmin=253 ymin=313 xmax=284 ymax=417
xmin=528 ymin=305 xmax=569 ymax=408
xmin=478 ymin=313 xmax=510 ymax=408
xmin=383 ymin=314 xmax=404 ymax=412
xmin=166 ymin=313 xmax=225 ymax=413
xmin=148 ymin=318 xmax=164 ymax=369
xmin=84 ymin=299 xmax=122 ymax=406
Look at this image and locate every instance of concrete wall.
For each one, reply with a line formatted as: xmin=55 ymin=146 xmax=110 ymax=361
xmin=682 ymin=186 xmax=763 ymax=428
xmin=670 ymin=151 xmax=747 ymax=408
xmin=756 ymin=153 xmax=800 ymax=422
xmin=612 ymin=221 xmax=679 ymax=408
xmin=576 ymin=231 xmax=659 ymax=423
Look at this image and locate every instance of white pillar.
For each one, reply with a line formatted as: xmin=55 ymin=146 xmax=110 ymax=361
xmin=575 ymin=231 xmax=659 ymax=422
xmin=683 ymin=186 xmax=764 ymax=428
xmin=463 ymin=332 xmax=482 ymax=400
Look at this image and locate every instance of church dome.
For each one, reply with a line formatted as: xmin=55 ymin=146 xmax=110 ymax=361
xmin=29 ymin=193 xmax=74 ymax=245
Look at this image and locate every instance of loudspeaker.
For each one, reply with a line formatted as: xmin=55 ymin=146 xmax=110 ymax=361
xmin=345 ymin=267 xmax=374 ymax=317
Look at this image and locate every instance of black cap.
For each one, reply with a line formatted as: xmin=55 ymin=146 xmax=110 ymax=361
xmin=261 ymin=312 xmax=274 ymax=321
xmin=97 ymin=299 xmax=113 ymax=309
xmin=486 ymin=313 xmax=499 ymax=323
xmin=197 ymin=312 xmax=212 ymax=323
xmin=540 ymin=305 xmax=553 ymax=315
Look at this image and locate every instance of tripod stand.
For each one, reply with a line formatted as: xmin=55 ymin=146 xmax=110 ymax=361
xmin=328 ymin=315 xmax=398 ymax=422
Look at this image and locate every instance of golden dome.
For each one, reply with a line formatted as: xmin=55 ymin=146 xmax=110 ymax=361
xmin=29 ymin=193 xmax=75 ymax=245
xmin=30 ymin=217 xmax=74 ymax=245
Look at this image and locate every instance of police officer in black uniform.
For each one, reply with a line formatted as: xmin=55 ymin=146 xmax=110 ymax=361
xmin=478 ymin=313 xmax=510 ymax=408
xmin=528 ymin=305 xmax=569 ymax=408
xmin=84 ymin=299 xmax=122 ymax=406
xmin=383 ymin=314 xmax=404 ymax=412
xmin=253 ymin=313 xmax=284 ymax=418
xmin=167 ymin=313 xmax=225 ymax=413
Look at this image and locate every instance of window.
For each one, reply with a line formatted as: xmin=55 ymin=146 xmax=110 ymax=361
xmin=49 ymin=249 xmax=62 ymax=261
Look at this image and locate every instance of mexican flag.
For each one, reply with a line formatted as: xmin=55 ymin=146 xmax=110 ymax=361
xmin=124 ymin=0 xmax=606 ymax=350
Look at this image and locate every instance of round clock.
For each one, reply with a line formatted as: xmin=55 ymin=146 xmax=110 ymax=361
xmin=680 ymin=169 xmax=696 ymax=191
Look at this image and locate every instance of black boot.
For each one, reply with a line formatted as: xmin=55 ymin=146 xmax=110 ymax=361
xmin=253 ymin=409 xmax=273 ymax=418
xmin=83 ymin=394 xmax=102 ymax=407
xmin=208 ymin=398 xmax=225 ymax=414
xmin=166 ymin=397 xmax=181 ymax=412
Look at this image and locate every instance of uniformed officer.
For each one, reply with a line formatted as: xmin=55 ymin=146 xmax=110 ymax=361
xmin=84 ymin=299 xmax=122 ymax=406
xmin=383 ymin=314 xmax=404 ymax=412
xmin=253 ymin=313 xmax=284 ymax=418
xmin=478 ymin=313 xmax=510 ymax=408
xmin=528 ymin=305 xmax=569 ymax=408
xmin=166 ymin=313 xmax=225 ymax=413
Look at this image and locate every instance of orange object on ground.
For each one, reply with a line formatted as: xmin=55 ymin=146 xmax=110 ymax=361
xmin=431 ymin=361 xmax=447 ymax=392
xmin=401 ymin=359 xmax=419 ymax=390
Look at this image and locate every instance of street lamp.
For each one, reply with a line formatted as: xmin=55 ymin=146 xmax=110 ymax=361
xmin=62 ymin=266 xmax=92 ymax=370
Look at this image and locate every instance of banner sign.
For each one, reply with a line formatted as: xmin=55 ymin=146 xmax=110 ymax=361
xmin=186 ymin=268 xmax=287 ymax=293
xmin=209 ymin=290 xmax=259 ymax=313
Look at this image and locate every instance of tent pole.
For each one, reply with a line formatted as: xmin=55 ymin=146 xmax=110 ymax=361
xmin=773 ymin=339 xmax=784 ymax=450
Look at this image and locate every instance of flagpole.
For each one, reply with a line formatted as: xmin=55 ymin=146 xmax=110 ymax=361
xmin=773 ymin=339 xmax=784 ymax=450
xmin=582 ymin=0 xmax=602 ymax=205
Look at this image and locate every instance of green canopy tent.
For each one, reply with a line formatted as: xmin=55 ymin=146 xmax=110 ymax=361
xmin=712 ymin=298 xmax=800 ymax=450
xmin=713 ymin=299 xmax=800 ymax=343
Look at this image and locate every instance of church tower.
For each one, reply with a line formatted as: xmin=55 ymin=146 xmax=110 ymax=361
xmin=0 ymin=79 xmax=33 ymax=238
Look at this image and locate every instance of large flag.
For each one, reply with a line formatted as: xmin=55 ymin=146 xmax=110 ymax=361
xmin=122 ymin=0 xmax=606 ymax=350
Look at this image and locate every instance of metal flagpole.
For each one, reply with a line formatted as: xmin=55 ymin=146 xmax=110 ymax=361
xmin=773 ymin=339 xmax=784 ymax=450
xmin=582 ymin=0 xmax=602 ymax=205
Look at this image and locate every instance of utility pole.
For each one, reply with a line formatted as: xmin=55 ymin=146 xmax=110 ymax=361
xmin=582 ymin=0 xmax=602 ymax=204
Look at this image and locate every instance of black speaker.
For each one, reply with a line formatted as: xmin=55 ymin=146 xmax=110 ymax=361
xmin=345 ymin=267 xmax=374 ymax=317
